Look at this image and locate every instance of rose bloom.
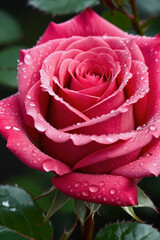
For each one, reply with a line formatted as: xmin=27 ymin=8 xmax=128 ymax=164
xmin=1 ymin=9 xmax=160 ymax=206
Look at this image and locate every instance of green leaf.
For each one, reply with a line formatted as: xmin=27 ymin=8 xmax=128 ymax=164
xmin=74 ymin=200 xmax=87 ymax=225
xmin=102 ymin=10 xmax=131 ymax=31
xmin=137 ymin=0 xmax=160 ymax=16
xmin=0 ymin=185 xmax=53 ymax=240
xmin=44 ymin=189 xmax=70 ymax=222
xmin=29 ymin=0 xmax=99 ymax=15
xmin=0 ymin=10 xmax=22 ymax=45
xmin=94 ymin=222 xmax=160 ymax=240
xmin=0 ymin=46 xmax=25 ymax=88
xmin=0 ymin=226 xmax=32 ymax=240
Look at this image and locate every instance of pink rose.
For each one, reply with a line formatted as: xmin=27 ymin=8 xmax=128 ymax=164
xmin=1 ymin=9 xmax=160 ymax=206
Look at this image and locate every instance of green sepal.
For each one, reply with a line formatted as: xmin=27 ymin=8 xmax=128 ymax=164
xmin=43 ymin=190 xmax=70 ymax=223
xmin=74 ymin=200 xmax=87 ymax=225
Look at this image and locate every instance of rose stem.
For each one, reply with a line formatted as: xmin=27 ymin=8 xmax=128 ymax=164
xmin=82 ymin=213 xmax=94 ymax=240
xmin=130 ymin=0 xmax=144 ymax=35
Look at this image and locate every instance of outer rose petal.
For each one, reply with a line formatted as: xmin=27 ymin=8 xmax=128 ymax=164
xmin=134 ymin=35 xmax=160 ymax=121
xmin=0 ymin=94 xmax=71 ymax=175
xmin=52 ymin=173 xmax=137 ymax=206
xmin=38 ymin=9 xmax=128 ymax=46
xmin=111 ymin=138 xmax=160 ymax=178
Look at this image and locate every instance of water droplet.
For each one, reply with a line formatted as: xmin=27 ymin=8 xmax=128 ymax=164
xmin=29 ymin=101 xmax=36 ymax=107
xmin=82 ymin=190 xmax=89 ymax=196
xmin=5 ymin=125 xmax=12 ymax=129
xmin=2 ymin=201 xmax=9 ymax=207
xmin=103 ymin=34 xmax=107 ymax=39
xmin=83 ymin=181 xmax=89 ymax=187
xmin=155 ymin=58 xmax=158 ymax=62
xmin=110 ymin=188 xmax=116 ymax=195
xmin=75 ymin=182 xmax=80 ymax=188
xmin=117 ymin=200 xmax=122 ymax=205
xmin=153 ymin=162 xmax=158 ymax=166
xmin=24 ymin=54 xmax=32 ymax=65
xmin=13 ymin=126 xmax=20 ymax=131
xmin=32 ymin=151 xmax=38 ymax=157
xmin=67 ymin=185 xmax=71 ymax=189
xmin=103 ymin=196 xmax=108 ymax=201
xmin=16 ymin=142 xmax=21 ymax=146
xmin=26 ymin=95 xmax=31 ymax=99
xmin=89 ymin=185 xmax=100 ymax=193
xmin=98 ymin=194 xmax=102 ymax=199
xmin=150 ymin=125 xmax=157 ymax=131
xmin=23 ymin=147 xmax=28 ymax=151
xmin=10 ymin=208 xmax=16 ymax=212
xmin=99 ymin=181 xmax=105 ymax=186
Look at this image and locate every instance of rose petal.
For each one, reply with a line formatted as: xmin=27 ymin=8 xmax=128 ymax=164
xmin=74 ymin=126 xmax=152 ymax=172
xmin=0 ymin=94 xmax=71 ymax=175
xmin=135 ymin=35 xmax=160 ymax=121
xmin=111 ymin=141 xmax=160 ymax=178
xmin=37 ymin=9 xmax=128 ymax=45
xmin=52 ymin=172 xmax=137 ymax=206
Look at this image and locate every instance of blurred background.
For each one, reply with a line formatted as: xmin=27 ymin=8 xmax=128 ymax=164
xmin=0 ymin=0 xmax=160 ymax=239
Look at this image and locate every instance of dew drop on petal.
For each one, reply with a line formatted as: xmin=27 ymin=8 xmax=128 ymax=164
xmin=83 ymin=181 xmax=89 ymax=187
xmin=24 ymin=54 xmax=32 ymax=65
xmin=82 ymin=190 xmax=89 ymax=196
xmin=29 ymin=101 xmax=36 ymax=107
xmin=103 ymin=196 xmax=108 ymax=201
xmin=26 ymin=95 xmax=31 ymax=99
xmin=89 ymin=185 xmax=100 ymax=193
xmin=5 ymin=125 xmax=12 ymax=129
xmin=110 ymin=188 xmax=116 ymax=195
xmin=150 ymin=125 xmax=157 ymax=131
xmin=74 ymin=182 xmax=80 ymax=188
xmin=13 ymin=126 xmax=20 ymax=131
xmin=99 ymin=181 xmax=105 ymax=186
xmin=153 ymin=163 xmax=158 ymax=166
xmin=23 ymin=147 xmax=28 ymax=152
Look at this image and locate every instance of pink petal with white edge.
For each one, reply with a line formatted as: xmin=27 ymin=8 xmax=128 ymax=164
xmin=25 ymin=80 xmax=136 ymax=146
xmin=112 ymin=137 xmax=160 ymax=178
xmin=18 ymin=39 xmax=62 ymax=104
xmin=52 ymin=173 xmax=137 ymax=206
xmin=37 ymin=9 xmax=128 ymax=46
xmin=74 ymin=126 xmax=152 ymax=171
xmin=0 ymin=94 xmax=71 ymax=175
xmin=134 ymin=36 xmax=160 ymax=122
